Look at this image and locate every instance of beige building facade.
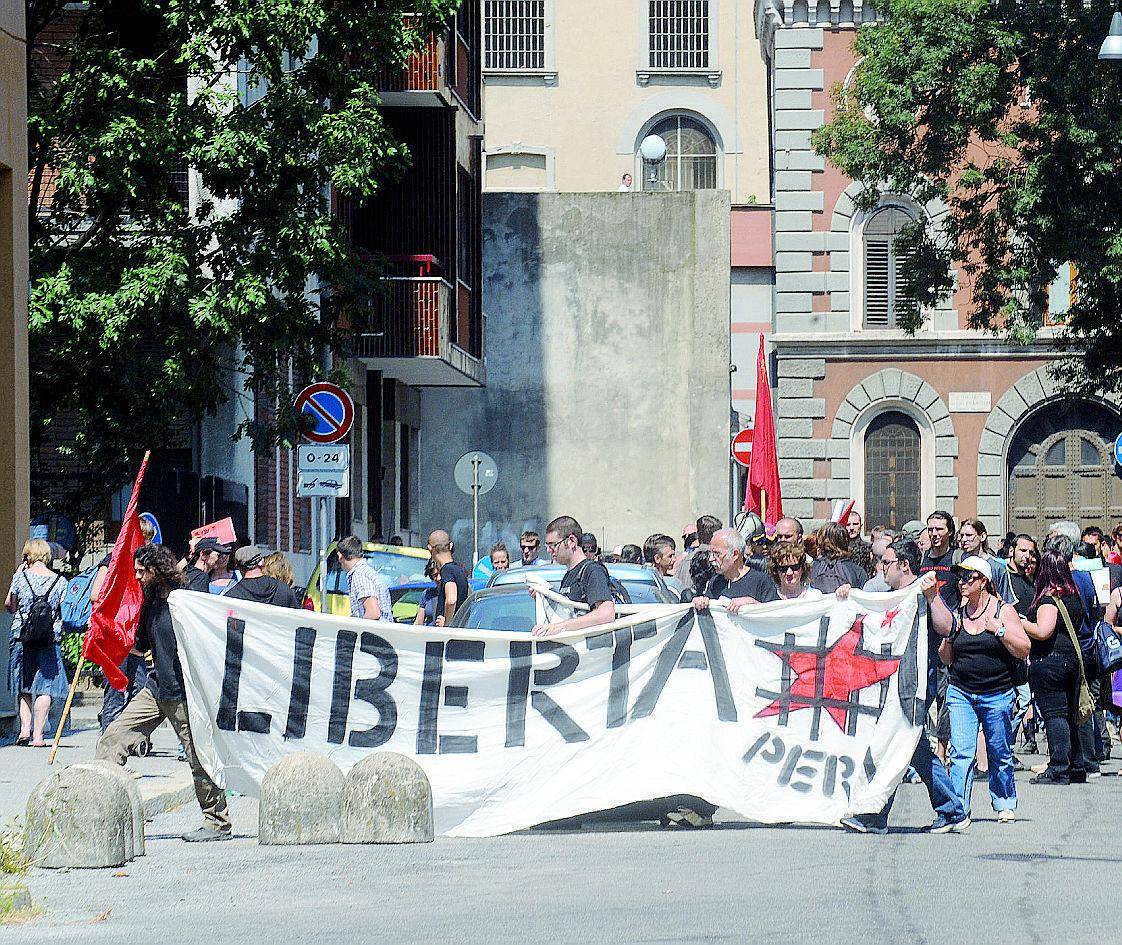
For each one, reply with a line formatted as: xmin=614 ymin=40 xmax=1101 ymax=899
xmin=1 ymin=2 xmax=29 ymax=580
xmin=482 ymin=0 xmax=776 ymax=442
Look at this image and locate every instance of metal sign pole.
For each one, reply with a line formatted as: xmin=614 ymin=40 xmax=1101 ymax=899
xmin=472 ymin=455 xmax=481 ymax=566
xmin=318 ymin=495 xmax=329 ymax=613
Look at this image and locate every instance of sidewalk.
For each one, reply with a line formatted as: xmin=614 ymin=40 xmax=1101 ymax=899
xmin=0 ymin=697 xmax=195 ymax=828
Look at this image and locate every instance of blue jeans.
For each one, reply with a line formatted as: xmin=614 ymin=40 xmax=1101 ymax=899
xmin=946 ymin=684 xmax=1017 ymax=815
xmin=858 ymin=665 xmax=964 ymax=830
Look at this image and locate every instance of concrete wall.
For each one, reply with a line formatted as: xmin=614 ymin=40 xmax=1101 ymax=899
xmin=419 ymin=191 xmax=732 ymax=553
xmin=1 ymin=4 xmax=29 ymax=580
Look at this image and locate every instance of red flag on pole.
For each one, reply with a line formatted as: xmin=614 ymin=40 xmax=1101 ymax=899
xmin=84 ymin=452 xmax=149 ymax=691
xmin=744 ymin=336 xmax=783 ymax=530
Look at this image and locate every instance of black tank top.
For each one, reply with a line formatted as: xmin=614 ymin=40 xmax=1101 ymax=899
xmin=948 ymin=598 xmax=1020 ymax=694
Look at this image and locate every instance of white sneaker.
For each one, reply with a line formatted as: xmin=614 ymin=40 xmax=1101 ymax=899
xmin=950 ymin=816 xmax=972 ymax=833
xmin=997 ymin=810 xmax=1015 ymax=824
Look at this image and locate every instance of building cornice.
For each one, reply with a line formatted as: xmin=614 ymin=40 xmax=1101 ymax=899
xmin=770 ymin=331 xmax=1061 ymax=361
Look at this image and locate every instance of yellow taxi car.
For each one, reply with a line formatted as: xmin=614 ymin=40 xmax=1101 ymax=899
xmin=302 ymin=541 xmax=430 ymax=620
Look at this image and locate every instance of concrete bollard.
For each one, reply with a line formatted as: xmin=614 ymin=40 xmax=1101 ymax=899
xmin=259 ymin=753 xmax=344 ymax=846
xmin=78 ymin=761 xmax=145 ymax=857
xmin=341 ymin=752 xmax=435 ymax=844
xmin=24 ymin=765 xmax=134 ymax=869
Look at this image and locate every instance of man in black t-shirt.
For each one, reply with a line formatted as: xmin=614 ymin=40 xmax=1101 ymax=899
xmin=531 ymin=515 xmax=616 ymax=637
xmin=693 ymin=528 xmax=778 ymax=610
xmin=1007 ymin=534 xmax=1038 ymax=617
xmin=222 ymin=545 xmax=299 ymax=608
xmin=428 ymin=529 xmax=469 ymax=626
xmin=919 ymin=511 xmax=961 ymax=612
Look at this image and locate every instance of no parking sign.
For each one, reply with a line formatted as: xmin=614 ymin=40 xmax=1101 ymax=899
xmin=295 ymin=382 xmax=354 ymax=444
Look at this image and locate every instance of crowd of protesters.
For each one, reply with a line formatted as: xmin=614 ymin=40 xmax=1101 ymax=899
xmin=8 ymin=502 xmax=1121 ymax=840
xmin=531 ymin=509 xmax=1122 ymax=832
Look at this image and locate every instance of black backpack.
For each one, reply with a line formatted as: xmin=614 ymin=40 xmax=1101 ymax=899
xmin=21 ymin=572 xmax=61 ymax=648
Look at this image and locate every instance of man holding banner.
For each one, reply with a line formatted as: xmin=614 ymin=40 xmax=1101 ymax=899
xmin=841 ymin=537 xmax=965 ymax=835
xmin=531 ymin=515 xmax=616 ymax=637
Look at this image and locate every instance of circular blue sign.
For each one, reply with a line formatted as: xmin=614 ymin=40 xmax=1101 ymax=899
xmin=139 ymin=512 xmax=162 ymax=545
xmin=303 ymin=393 xmax=348 ymax=436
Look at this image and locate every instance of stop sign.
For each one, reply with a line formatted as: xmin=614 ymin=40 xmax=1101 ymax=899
xmin=732 ymin=428 xmax=754 ymax=467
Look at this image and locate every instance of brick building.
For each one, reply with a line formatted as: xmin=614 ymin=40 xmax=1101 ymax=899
xmin=756 ymin=1 xmax=1122 ymax=535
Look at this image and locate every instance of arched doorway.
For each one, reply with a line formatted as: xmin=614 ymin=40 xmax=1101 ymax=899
xmin=1007 ymin=400 xmax=1122 ymax=536
xmin=864 ymin=411 xmax=921 ymax=530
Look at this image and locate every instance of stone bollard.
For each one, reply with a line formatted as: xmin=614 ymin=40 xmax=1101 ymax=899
xmin=341 ymin=752 xmax=434 ymax=844
xmin=24 ymin=765 xmax=134 ymax=869
xmin=259 ymin=753 xmax=344 ymax=846
xmin=77 ymin=761 xmax=145 ymax=857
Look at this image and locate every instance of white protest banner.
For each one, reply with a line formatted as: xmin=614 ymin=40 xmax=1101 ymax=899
xmin=169 ymin=585 xmax=928 ymax=837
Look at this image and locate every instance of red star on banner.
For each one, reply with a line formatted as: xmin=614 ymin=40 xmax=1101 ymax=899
xmin=880 ymin=608 xmax=900 ymax=629
xmin=755 ymin=617 xmax=901 ymax=733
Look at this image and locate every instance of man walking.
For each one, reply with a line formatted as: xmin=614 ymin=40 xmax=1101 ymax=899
xmin=96 ymin=544 xmax=232 ymax=842
xmin=336 ymin=535 xmax=391 ymax=621
xmin=531 ymin=515 xmax=616 ymax=637
xmin=429 ymin=529 xmax=469 ymax=626
xmin=182 ymin=537 xmax=231 ymax=593
xmin=841 ymin=537 xmax=966 ymax=834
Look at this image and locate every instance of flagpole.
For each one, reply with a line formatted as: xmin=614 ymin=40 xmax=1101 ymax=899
xmin=48 ymin=654 xmax=85 ymax=766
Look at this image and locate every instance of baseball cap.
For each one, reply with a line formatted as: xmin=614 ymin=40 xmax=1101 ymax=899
xmin=196 ymin=537 xmax=233 ymax=555
xmin=952 ymin=555 xmax=993 ymax=583
xmin=235 ymin=545 xmax=269 ymax=569
xmin=901 ymin=521 xmax=925 ymax=540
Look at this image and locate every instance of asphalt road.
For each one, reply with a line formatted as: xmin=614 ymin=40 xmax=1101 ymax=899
xmin=11 ymin=760 xmax=1122 ymax=945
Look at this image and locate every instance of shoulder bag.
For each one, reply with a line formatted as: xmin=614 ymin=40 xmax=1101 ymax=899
xmin=1055 ymin=597 xmax=1096 ymax=723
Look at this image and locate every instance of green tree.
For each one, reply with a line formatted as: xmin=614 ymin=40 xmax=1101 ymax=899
xmin=27 ymin=0 xmax=458 ymax=521
xmin=813 ymin=0 xmax=1122 ymax=389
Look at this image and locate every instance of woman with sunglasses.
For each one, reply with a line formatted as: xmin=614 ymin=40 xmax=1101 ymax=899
xmin=766 ymin=542 xmax=822 ymax=601
xmin=1021 ymin=548 xmax=1090 ymax=784
xmin=939 ymin=556 xmax=1030 ymax=823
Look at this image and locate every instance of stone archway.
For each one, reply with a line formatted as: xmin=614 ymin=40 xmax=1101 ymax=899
xmin=828 ymin=369 xmax=958 ymax=519
xmin=976 ymin=366 xmax=1122 ymax=532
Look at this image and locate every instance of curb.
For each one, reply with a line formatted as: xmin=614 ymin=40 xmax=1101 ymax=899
xmin=139 ymin=775 xmax=197 ymax=819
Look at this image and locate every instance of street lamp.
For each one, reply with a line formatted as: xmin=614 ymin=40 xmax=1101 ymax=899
xmin=639 ymin=134 xmax=667 ymax=189
xmin=1099 ymin=11 xmax=1122 ymax=60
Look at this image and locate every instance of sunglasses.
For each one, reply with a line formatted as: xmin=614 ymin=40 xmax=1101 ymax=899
xmin=779 ymin=564 xmax=803 ymax=574
xmin=957 ymin=572 xmax=982 ymax=584
xmin=520 ymin=544 xmax=538 ymax=552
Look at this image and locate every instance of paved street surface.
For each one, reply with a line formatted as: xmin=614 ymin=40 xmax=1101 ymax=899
xmin=6 ymin=740 xmax=1122 ymax=945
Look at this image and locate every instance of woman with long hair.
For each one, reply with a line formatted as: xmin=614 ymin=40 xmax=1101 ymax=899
xmin=958 ymin=519 xmax=1015 ymax=604
xmin=808 ymin=523 xmax=869 ymax=594
xmin=260 ymin=551 xmax=295 ymax=587
xmin=5 ymin=539 xmax=68 ymax=746
xmin=1020 ymin=549 xmax=1089 ymax=784
xmin=939 ymin=558 xmax=1030 ymax=823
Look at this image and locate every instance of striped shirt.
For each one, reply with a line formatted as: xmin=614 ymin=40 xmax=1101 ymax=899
xmin=348 ymin=561 xmax=392 ymax=620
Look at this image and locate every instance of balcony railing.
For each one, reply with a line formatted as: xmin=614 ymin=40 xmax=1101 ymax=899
xmin=356 ymin=277 xmax=484 ymax=386
xmin=375 ymin=31 xmax=445 ymax=95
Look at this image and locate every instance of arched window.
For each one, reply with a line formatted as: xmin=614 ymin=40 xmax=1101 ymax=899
xmin=864 ymin=411 xmax=921 ymax=530
xmin=640 ymin=115 xmax=717 ymax=192
xmin=864 ymin=206 xmax=917 ymax=328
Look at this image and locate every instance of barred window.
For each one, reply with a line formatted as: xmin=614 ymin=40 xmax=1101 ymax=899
xmin=864 ymin=206 xmax=917 ymax=329
xmin=649 ymin=0 xmax=710 ymax=69
xmin=864 ymin=412 xmax=921 ymax=531
xmin=641 ymin=115 xmax=717 ymax=192
xmin=484 ymin=0 xmax=546 ymax=70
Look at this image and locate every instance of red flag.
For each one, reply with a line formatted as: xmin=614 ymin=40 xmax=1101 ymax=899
xmin=744 ymin=336 xmax=783 ymax=530
xmin=84 ymin=453 xmax=149 ymax=690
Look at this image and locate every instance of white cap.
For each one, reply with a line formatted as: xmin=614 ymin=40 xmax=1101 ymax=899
xmin=953 ymin=555 xmax=993 ymax=583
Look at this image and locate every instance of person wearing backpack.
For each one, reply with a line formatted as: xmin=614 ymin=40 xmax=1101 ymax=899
xmin=5 ymin=538 xmax=68 ymax=746
xmin=808 ymin=523 xmax=868 ymax=595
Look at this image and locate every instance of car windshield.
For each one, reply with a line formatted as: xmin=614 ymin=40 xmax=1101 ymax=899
xmin=457 ymin=593 xmax=538 ymax=632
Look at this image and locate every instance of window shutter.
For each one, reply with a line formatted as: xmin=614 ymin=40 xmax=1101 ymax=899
xmin=865 ymin=237 xmax=891 ymax=328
